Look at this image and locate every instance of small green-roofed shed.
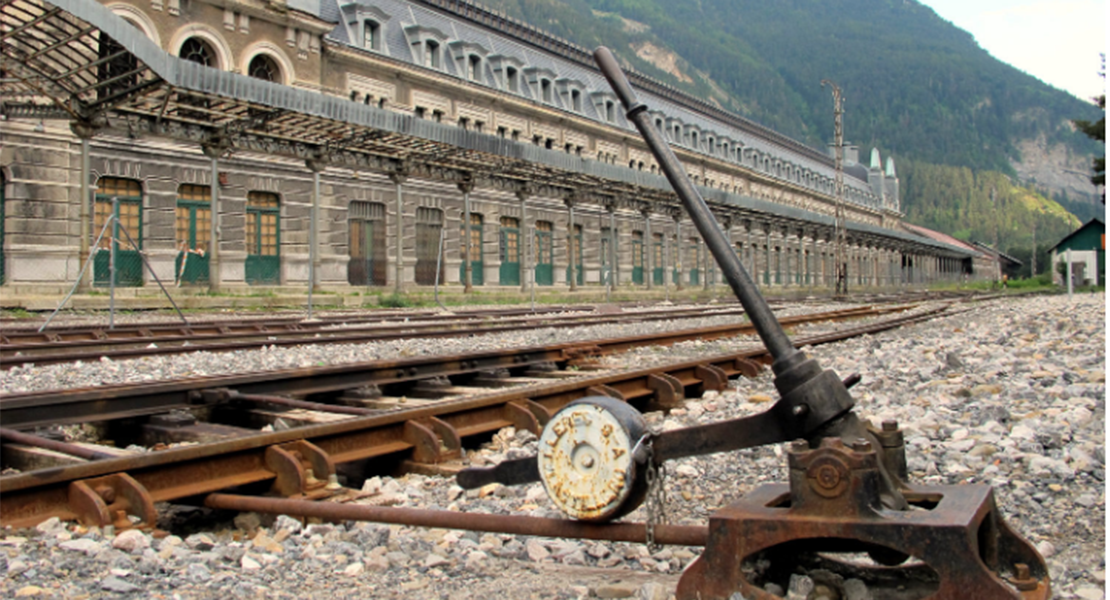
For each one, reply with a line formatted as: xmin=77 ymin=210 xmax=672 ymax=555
xmin=1048 ymin=216 xmax=1105 ymax=286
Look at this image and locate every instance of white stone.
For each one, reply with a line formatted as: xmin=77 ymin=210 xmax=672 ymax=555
xmin=59 ymin=538 xmax=100 ymax=554
xmin=525 ymin=539 xmax=549 ymax=562
xmin=423 ymin=553 xmax=449 ymax=568
xmin=112 ymin=529 xmax=150 ymax=552
xmin=1074 ymin=587 xmax=1104 ymax=600
xmin=241 ymin=555 xmax=261 ymax=571
xmin=674 ymin=464 xmax=699 ymax=477
xmin=1010 ymin=425 xmax=1036 ymax=441
xmin=343 ymin=562 xmax=364 ymax=576
xmin=1035 ymin=540 xmax=1056 ymax=558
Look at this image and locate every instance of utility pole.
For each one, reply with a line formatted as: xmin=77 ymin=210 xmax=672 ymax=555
xmin=991 ymin=186 xmax=999 ymax=281
xmin=1031 ymin=220 xmax=1037 ymax=277
xmin=822 ymin=79 xmax=847 ymax=296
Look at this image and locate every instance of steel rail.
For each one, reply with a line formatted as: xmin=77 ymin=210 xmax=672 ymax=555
xmin=0 ymin=305 xmax=951 ymax=529
xmin=0 ymin=304 xmax=588 ymax=345
xmin=0 ymin=304 xmax=904 ymax=429
xmin=0 ymin=304 xmax=759 ymax=368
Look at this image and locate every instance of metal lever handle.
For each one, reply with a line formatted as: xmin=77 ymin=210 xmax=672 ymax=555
xmin=593 ymin=46 xmax=798 ymax=364
xmin=457 ymin=456 xmax=540 ymax=489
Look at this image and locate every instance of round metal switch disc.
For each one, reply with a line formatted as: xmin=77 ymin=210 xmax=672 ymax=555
xmin=537 ymin=397 xmax=648 ymax=522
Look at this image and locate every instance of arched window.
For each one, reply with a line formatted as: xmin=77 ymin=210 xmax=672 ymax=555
xmin=541 ymin=79 xmax=552 ymax=103
xmin=605 ymin=100 xmax=615 ymax=122
xmin=571 ymin=89 xmax=581 ymax=112
xmin=247 ymin=54 xmax=279 ymax=82
xmin=179 ymin=37 xmax=216 ymax=67
xmin=506 ymin=66 xmax=519 ymax=92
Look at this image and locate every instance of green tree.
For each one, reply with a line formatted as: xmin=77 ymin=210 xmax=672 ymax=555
xmin=1073 ymin=55 xmax=1105 ymax=202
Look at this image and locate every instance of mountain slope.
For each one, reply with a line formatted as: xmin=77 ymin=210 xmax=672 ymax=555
xmin=477 ymin=0 xmax=1102 ymax=203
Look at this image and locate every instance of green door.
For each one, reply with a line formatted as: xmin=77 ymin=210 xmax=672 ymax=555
xmin=688 ymin=239 xmax=699 ymax=286
xmin=93 ymin=178 xmax=143 ymax=287
xmin=566 ymin=224 xmax=583 ymax=285
xmin=174 ymin=185 xmax=211 ymax=285
xmin=459 ymin=213 xmax=484 ymax=286
xmin=652 ymin=233 xmax=664 ymax=285
xmin=535 ymin=220 xmax=553 ymax=285
xmin=631 ymin=231 xmax=643 ymax=285
xmin=600 ymin=227 xmax=615 ymax=286
xmin=245 ymin=191 xmax=280 ymax=285
xmin=672 ymin=237 xmax=680 ymax=284
xmin=499 ymin=217 xmax=520 ymax=286
xmin=414 ymin=207 xmax=443 ymax=285
xmin=349 ymin=201 xmax=387 ymax=286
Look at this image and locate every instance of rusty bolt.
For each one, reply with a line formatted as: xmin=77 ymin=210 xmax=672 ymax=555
xmin=95 ymin=485 xmax=116 ymax=504
xmin=851 ymin=439 xmax=873 ymax=453
xmin=814 ymin=464 xmax=842 ymax=490
xmin=882 ymin=420 xmax=899 ymax=432
xmin=1010 ymin=563 xmax=1038 ymax=591
xmin=790 ymin=439 xmax=809 ymax=453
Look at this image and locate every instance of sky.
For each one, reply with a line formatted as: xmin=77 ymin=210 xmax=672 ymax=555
xmin=918 ymin=0 xmax=1105 ymax=102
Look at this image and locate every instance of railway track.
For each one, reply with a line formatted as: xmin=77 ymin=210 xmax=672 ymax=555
xmin=0 ymin=304 xmax=755 ymax=368
xmin=0 ymin=289 xmax=1005 ymax=368
xmin=0 ymin=302 xmax=956 ymax=529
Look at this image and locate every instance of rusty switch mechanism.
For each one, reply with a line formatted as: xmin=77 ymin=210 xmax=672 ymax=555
xmin=456 ymin=47 xmax=1049 ymax=599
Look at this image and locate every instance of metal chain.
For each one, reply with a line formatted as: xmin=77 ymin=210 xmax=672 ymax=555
xmin=643 ymin=440 xmax=668 ymax=552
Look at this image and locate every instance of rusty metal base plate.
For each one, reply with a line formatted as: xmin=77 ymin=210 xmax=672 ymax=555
xmin=677 ymin=483 xmax=1050 ymax=600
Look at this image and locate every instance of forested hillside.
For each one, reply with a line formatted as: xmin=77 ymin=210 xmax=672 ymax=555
xmin=476 ymin=0 xmax=1103 ymax=264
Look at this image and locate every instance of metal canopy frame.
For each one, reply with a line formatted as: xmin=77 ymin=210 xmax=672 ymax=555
xmin=0 ymin=0 xmax=970 ymax=258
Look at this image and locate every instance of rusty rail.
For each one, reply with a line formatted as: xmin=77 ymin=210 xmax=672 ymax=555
xmin=0 ymin=304 xmax=907 ymax=429
xmin=1 ymin=304 xmax=756 ymax=368
xmin=204 ymin=493 xmax=708 ymax=547
xmin=0 ymin=305 xmax=952 ymax=529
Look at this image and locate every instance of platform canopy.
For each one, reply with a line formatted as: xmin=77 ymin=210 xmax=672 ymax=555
xmin=0 ymin=0 xmax=971 ymax=256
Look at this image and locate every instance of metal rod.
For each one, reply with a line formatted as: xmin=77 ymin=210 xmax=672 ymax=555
xmin=115 ymin=214 xmax=188 ymax=324
xmin=109 ymin=196 xmax=118 ymax=329
xmin=0 ymin=427 xmax=115 ymax=461
xmin=40 ymin=214 xmax=114 ymax=332
xmin=204 ymin=493 xmax=708 ymax=547
xmin=609 ymin=208 xmax=616 ymax=301
xmin=593 ymin=49 xmax=800 ymax=362
xmin=1066 ymin=248 xmax=1073 ymax=299
xmin=227 ymin=391 xmax=374 ymax=416
xmin=663 ymin=230 xmax=670 ymax=302
xmin=434 ymin=224 xmax=447 ymax=311
xmin=209 ymin=155 xmax=220 ymax=292
xmin=463 ymin=186 xmax=472 ymax=293
xmin=529 ymin=227 xmax=536 ymax=312
xmin=308 ymin=169 xmax=319 ymax=319
xmin=644 ymin=213 xmax=652 ymax=290
xmin=79 ymin=135 xmax=91 ymax=289
xmin=395 ymin=178 xmax=404 ymax=295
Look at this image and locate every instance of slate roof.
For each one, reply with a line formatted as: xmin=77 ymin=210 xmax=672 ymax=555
xmin=321 ymin=0 xmax=886 ymax=205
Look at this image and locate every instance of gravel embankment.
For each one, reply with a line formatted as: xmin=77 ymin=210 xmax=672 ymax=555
xmin=0 ymin=294 xmax=1103 ymax=599
xmin=0 ymin=303 xmax=861 ymax=394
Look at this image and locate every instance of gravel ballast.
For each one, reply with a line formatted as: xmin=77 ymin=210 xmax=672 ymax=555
xmin=0 ymin=294 xmax=1103 ymax=599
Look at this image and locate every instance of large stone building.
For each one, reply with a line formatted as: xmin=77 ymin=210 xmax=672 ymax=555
xmin=0 ymin=0 xmax=977 ymax=296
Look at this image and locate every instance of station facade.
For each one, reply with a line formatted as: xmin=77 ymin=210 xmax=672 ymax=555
xmin=0 ymin=0 xmax=979 ymax=294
